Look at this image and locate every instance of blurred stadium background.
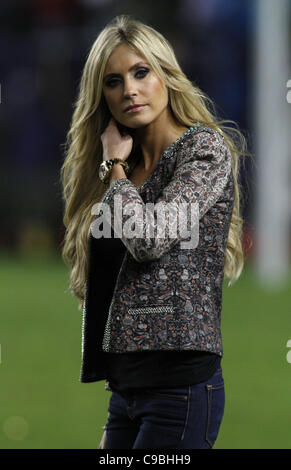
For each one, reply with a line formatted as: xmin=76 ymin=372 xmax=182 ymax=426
xmin=0 ymin=0 xmax=290 ymax=449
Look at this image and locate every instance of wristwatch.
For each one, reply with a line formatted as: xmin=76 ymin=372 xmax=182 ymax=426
xmin=99 ymin=158 xmax=129 ymax=184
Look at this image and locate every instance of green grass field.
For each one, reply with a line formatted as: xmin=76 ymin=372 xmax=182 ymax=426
xmin=0 ymin=252 xmax=290 ymax=449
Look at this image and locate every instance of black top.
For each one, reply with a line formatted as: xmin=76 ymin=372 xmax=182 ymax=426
xmin=94 ymin=231 xmax=221 ymax=394
xmin=104 ymin=350 xmax=221 ymax=394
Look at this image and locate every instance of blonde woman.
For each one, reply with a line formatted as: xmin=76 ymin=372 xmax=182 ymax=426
xmin=61 ymin=14 xmax=248 ymax=449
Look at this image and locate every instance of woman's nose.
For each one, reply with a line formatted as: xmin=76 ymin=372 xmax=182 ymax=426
xmin=123 ymin=78 xmax=137 ymax=98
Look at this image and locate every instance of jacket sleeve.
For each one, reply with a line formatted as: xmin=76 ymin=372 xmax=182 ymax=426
xmin=92 ymin=128 xmax=232 ymax=262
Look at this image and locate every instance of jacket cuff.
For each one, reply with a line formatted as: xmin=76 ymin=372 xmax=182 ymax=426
xmin=101 ymin=178 xmax=137 ymax=205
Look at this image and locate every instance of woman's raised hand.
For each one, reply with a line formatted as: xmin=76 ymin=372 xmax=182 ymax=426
xmin=100 ymin=118 xmax=133 ymax=162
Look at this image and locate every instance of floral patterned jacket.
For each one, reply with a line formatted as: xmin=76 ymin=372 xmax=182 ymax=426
xmin=80 ymin=123 xmax=234 ymax=383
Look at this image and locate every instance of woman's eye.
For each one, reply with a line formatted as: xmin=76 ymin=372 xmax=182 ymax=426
xmin=105 ymin=69 xmax=149 ymax=88
xmin=106 ymin=80 xmax=116 ymax=88
xmin=106 ymin=78 xmax=120 ymax=88
xmin=135 ymin=68 xmax=149 ymax=78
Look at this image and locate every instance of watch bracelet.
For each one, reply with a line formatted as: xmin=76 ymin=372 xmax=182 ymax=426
xmin=110 ymin=158 xmax=129 ymax=173
xmin=101 ymin=158 xmax=129 ymax=184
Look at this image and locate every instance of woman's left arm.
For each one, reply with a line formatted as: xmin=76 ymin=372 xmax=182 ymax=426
xmin=92 ymin=128 xmax=232 ymax=262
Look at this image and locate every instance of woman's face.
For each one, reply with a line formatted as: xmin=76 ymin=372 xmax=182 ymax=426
xmin=102 ymin=44 xmax=169 ymax=129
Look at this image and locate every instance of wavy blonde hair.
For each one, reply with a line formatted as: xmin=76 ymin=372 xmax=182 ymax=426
xmin=60 ymin=14 xmax=251 ymax=311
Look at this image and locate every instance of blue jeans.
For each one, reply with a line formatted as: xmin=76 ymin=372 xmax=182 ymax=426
xmin=102 ymin=367 xmax=225 ymax=449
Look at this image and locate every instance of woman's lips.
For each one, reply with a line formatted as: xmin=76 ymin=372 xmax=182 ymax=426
xmin=125 ymin=105 xmax=147 ymax=113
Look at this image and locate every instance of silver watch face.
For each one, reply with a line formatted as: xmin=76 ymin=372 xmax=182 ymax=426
xmin=99 ymin=161 xmax=109 ymax=181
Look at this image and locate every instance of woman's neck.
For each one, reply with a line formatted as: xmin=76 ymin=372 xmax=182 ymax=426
xmin=135 ymin=112 xmax=188 ymax=172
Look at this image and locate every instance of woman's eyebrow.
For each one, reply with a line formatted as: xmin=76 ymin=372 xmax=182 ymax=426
xmin=103 ymin=61 xmax=149 ymax=80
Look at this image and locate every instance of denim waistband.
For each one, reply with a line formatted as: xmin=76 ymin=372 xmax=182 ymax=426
xmin=213 ymin=366 xmax=222 ymax=376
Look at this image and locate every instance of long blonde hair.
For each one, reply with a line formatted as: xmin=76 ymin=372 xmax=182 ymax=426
xmin=60 ymin=14 xmax=250 ymax=311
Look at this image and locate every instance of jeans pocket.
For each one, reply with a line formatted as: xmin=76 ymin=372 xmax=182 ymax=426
xmin=143 ymin=387 xmax=189 ymax=402
xmin=205 ymin=382 xmax=225 ymax=448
